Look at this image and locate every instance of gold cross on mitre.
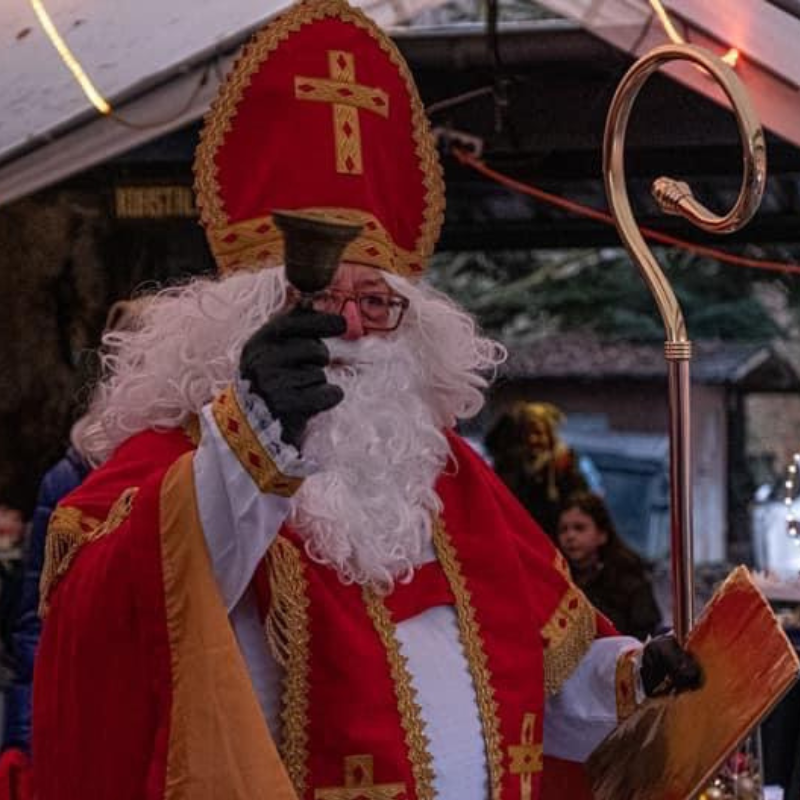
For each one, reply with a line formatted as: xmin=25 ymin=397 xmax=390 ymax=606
xmin=295 ymin=50 xmax=390 ymax=176
xmin=508 ymin=713 xmax=543 ymax=800
xmin=314 ymin=754 xmax=406 ymax=800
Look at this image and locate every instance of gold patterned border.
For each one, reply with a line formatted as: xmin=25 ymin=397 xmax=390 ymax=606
xmin=295 ymin=63 xmax=390 ymax=120
xmin=541 ymin=582 xmax=596 ymax=696
xmin=432 ymin=517 xmax=504 ymax=800
xmin=508 ymin=713 xmax=543 ymax=800
xmin=207 ymin=207 xmax=421 ymax=276
xmin=211 ymin=385 xmax=303 ymax=497
xmin=193 ymin=0 xmax=444 ymax=276
xmin=614 ymin=648 xmax=640 ymax=722
xmin=363 ymin=589 xmax=436 ymax=800
xmin=39 ymin=489 xmax=138 ymax=616
xmin=265 ymin=537 xmax=312 ymax=797
xmin=316 ymin=755 xmax=405 ymax=799
xmin=295 ymin=48 xmax=391 ymax=178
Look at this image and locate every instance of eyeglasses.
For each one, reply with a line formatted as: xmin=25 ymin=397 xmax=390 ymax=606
xmin=292 ymin=288 xmax=410 ymax=332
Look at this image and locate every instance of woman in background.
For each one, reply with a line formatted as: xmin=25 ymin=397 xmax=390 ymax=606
xmin=558 ymin=491 xmax=662 ymax=641
xmin=485 ymin=402 xmax=587 ymax=540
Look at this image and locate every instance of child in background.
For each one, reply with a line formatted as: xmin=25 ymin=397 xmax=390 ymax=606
xmin=558 ymin=491 xmax=662 ymax=641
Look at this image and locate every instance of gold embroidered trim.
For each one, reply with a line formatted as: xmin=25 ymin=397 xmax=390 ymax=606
xmin=211 ymin=385 xmax=303 ymax=497
xmin=194 ymin=0 xmax=444 ymax=275
xmin=39 ymin=507 xmax=97 ymax=616
xmin=363 ymin=590 xmax=436 ymax=800
xmin=39 ymin=488 xmax=138 ymax=616
xmin=208 ymin=207 xmax=420 ymax=276
xmin=265 ymin=537 xmax=312 ymax=797
xmin=541 ymin=581 xmax=596 ymax=696
xmin=615 ymin=648 xmax=640 ymax=721
xmin=335 ymin=104 xmax=362 ymax=175
xmin=508 ymin=713 xmax=543 ymax=800
xmin=295 ymin=66 xmax=390 ymax=118
xmin=315 ymin=755 xmax=406 ymax=800
xmin=295 ymin=49 xmax=390 ymax=177
xmin=432 ymin=518 xmax=504 ymax=800
xmin=92 ymin=487 xmax=139 ymax=541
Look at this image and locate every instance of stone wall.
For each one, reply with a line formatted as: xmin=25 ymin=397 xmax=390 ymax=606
xmin=0 ymin=189 xmax=110 ymax=514
xmin=0 ymin=186 xmax=213 ymax=516
xmin=747 ymin=393 xmax=800 ymax=481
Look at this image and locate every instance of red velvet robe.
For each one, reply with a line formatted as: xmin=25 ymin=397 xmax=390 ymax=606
xmin=32 ymin=423 xmax=611 ymax=800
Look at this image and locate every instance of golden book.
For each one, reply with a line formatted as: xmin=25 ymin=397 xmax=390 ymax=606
xmin=587 ymin=566 xmax=800 ymax=800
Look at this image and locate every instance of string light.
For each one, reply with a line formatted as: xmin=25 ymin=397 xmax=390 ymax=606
xmin=649 ymin=0 xmax=740 ymax=70
xmin=649 ymin=0 xmax=684 ymax=45
xmin=27 ymin=0 xmax=214 ymax=131
xmin=721 ymin=48 xmax=740 ymax=68
xmin=784 ymin=452 xmax=800 ymax=542
xmin=29 ymin=0 xmax=111 ymax=115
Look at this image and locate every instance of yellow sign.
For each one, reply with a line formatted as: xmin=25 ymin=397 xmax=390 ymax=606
xmin=115 ymin=186 xmax=197 ymax=219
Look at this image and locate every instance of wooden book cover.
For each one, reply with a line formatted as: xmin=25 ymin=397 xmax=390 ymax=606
xmin=587 ymin=566 xmax=800 ymax=800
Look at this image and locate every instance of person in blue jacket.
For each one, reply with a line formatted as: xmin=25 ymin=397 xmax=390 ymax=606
xmin=0 ymin=298 xmax=144 ymax=763
xmin=1 ymin=445 xmax=89 ymax=753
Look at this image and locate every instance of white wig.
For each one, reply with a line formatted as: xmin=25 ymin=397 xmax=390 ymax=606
xmin=77 ymin=266 xmax=505 ymax=465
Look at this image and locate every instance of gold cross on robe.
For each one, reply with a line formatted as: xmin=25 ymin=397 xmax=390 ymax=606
xmin=295 ymin=50 xmax=390 ymax=175
xmin=314 ymin=755 xmax=406 ymax=800
xmin=508 ymin=713 xmax=543 ymax=800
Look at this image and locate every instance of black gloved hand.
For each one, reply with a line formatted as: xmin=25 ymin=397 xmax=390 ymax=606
xmin=240 ymin=307 xmax=346 ymax=449
xmin=640 ymin=633 xmax=703 ymax=697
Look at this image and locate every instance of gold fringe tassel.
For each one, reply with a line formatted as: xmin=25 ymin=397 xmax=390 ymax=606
xmin=264 ymin=537 xmax=311 ymax=797
xmin=542 ymin=586 xmax=597 ymax=696
xmin=38 ymin=488 xmax=138 ymax=617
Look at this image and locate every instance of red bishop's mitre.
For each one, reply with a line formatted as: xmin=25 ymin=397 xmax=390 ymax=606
xmin=194 ymin=0 xmax=445 ymax=278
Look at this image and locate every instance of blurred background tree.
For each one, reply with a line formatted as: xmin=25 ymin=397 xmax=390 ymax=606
xmin=429 ymin=245 xmax=799 ymax=346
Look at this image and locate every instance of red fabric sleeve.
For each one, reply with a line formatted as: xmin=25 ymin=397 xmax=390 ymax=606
xmin=0 ymin=749 xmax=33 ymax=800
xmin=33 ymin=431 xmax=194 ymax=800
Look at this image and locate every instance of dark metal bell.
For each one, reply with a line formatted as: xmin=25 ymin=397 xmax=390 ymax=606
xmin=273 ymin=209 xmax=363 ymax=295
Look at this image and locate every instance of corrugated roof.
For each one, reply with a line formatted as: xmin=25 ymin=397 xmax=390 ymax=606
xmin=503 ymin=333 xmax=800 ymax=388
xmin=0 ymin=0 xmax=444 ymax=204
xmin=0 ymin=0 xmax=284 ymax=164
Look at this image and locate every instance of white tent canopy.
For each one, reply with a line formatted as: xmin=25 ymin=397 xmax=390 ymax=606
xmin=537 ymin=0 xmax=800 ymax=151
xmin=3 ymin=0 xmax=800 ymax=206
xmin=0 ymin=0 xmax=441 ymax=206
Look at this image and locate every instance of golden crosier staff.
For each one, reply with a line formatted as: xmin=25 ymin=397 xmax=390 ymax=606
xmin=603 ymin=44 xmax=767 ymax=644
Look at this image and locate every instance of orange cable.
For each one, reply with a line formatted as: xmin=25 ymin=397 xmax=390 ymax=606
xmin=453 ymin=148 xmax=800 ymax=276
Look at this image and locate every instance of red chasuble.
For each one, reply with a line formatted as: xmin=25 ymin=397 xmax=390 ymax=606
xmin=33 ymin=426 xmax=611 ymax=800
xmin=261 ymin=434 xmax=611 ymax=800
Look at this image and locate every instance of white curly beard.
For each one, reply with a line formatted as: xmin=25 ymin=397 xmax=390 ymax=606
xmin=77 ymin=266 xmax=505 ymax=584
xmin=288 ymin=333 xmax=452 ymax=592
